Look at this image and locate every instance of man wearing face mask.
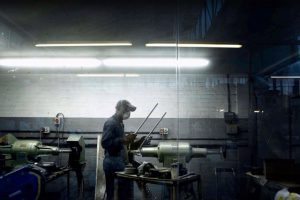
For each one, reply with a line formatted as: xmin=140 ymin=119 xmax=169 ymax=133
xmin=101 ymin=100 xmax=137 ymax=200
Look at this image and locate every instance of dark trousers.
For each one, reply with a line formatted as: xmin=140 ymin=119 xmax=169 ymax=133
xmin=103 ymin=156 xmax=133 ymax=200
xmin=104 ymin=171 xmax=116 ymax=200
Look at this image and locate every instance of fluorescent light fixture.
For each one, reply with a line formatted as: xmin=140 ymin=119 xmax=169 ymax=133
xmin=77 ymin=74 xmax=140 ymax=77
xmin=102 ymin=58 xmax=209 ymax=68
xmin=145 ymin=43 xmax=242 ymax=48
xmin=254 ymin=110 xmax=261 ymax=113
xmin=219 ymin=109 xmax=225 ymax=112
xmin=77 ymin=74 xmax=123 ymax=77
xmin=35 ymin=42 xmax=132 ymax=47
xmin=0 ymin=57 xmax=208 ymax=69
xmin=271 ymin=76 xmax=300 ymax=79
xmin=0 ymin=58 xmax=101 ymax=68
xmin=125 ymin=74 xmax=140 ymax=77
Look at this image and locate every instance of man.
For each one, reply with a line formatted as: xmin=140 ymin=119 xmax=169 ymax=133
xmin=101 ymin=100 xmax=137 ymax=200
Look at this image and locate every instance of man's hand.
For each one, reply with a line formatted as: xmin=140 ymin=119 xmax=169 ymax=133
xmin=129 ymin=136 xmax=152 ymax=150
xmin=123 ymin=133 xmax=137 ymax=145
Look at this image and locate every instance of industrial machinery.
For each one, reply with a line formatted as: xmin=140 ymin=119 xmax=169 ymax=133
xmin=95 ymin=103 xmax=226 ymax=199
xmin=0 ymin=133 xmax=86 ymax=200
xmin=129 ymin=141 xmax=226 ymax=199
xmin=126 ymin=103 xmax=226 ymax=168
xmin=131 ymin=141 xmax=225 ymax=167
xmin=0 ymin=134 xmax=70 ymax=168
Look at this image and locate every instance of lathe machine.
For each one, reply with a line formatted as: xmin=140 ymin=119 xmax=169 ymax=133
xmin=0 ymin=133 xmax=85 ymax=200
xmin=131 ymin=141 xmax=225 ymax=167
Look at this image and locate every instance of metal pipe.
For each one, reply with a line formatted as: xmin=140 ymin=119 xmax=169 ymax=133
xmin=58 ymin=149 xmax=72 ymax=153
xmin=133 ymin=141 xmax=226 ymax=161
xmin=132 ymin=147 xmax=158 ymax=157
xmin=133 ymin=103 xmax=158 ymax=135
xmin=192 ymin=148 xmax=208 ymax=157
xmin=288 ymin=97 xmax=292 ymax=159
xmin=138 ymin=112 xmax=167 ymax=150
xmin=227 ymin=74 xmax=231 ymax=112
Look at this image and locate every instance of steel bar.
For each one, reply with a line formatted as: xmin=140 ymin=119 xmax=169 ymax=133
xmin=133 ymin=103 xmax=158 ymax=135
xmin=138 ymin=112 xmax=167 ymax=150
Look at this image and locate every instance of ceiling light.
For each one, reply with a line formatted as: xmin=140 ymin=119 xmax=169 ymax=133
xmin=0 ymin=58 xmax=101 ymax=68
xmin=77 ymin=74 xmax=140 ymax=77
xmin=271 ymin=76 xmax=300 ymax=79
xmin=0 ymin=57 xmax=208 ymax=69
xmin=125 ymin=74 xmax=140 ymax=77
xmin=102 ymin=58 xmax=209 ymax=68
xmin=145 ymin=43 xmax=242 ymax=48
xmin=35 ymin=42 xmax=132 ymax=47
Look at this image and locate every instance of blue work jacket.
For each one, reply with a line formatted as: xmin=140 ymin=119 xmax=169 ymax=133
xmin=101 ymin=114 xmax=126 ymax=172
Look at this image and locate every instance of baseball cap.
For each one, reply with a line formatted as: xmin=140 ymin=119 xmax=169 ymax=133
xmin=116 ymin=100 xmax=136 ymax=112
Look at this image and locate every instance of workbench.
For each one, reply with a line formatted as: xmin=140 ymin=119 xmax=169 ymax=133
xmin=115 ymin=172 xmax=202 ymax=200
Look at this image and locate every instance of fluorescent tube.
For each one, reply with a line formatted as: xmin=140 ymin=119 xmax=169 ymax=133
xmin=102 ymin=58 xmax=209 ymax=68
xmin=271 ymin=76 xmax=300 ymax=79
xmin=0 ymin=58 xmax=101 ymax=68
xmin=35 ymin=42 xmax=132 ymax=47
xmin=77 ymin=74 xmax=140 ymax=77
xmin=145 ymin=43 xmax=242 ymax=48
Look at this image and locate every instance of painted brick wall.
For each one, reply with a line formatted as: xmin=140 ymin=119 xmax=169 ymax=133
xmin=0 ymin=74 xmax=248 ymax=119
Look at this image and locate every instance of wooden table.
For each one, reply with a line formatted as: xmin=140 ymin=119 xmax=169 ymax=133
xmin=115 ymin=172 xmax=202 ymax=200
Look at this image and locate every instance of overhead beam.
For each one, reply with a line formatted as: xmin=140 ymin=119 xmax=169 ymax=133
xmin=257 ymin=51 xmax=300 ymax=76
xmin=195 ymin=0 xmax=226 ymax=39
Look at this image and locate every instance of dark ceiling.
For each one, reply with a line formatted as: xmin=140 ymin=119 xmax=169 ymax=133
xmin=0 ymin=0 xmax=203 ymax=44
xmin=1 ymin=0 xmax=300 ymax=45
xmin=206 ymin=0 xmax=300 ymax=45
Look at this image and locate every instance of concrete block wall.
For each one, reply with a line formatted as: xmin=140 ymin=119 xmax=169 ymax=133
xmin=0 ymin=74 xmax=248 ymax=118
xmin=0 ymin=73 xmax=249 ymax=200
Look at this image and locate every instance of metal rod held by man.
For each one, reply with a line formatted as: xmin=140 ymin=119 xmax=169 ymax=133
xmin=133 ymin=103 xmax=158 ymax=135
xmin=138 ymin=112 xmax=167 ymax=150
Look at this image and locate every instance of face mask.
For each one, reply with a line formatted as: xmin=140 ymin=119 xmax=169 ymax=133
xmin=123 ymin=112 xmax=130 ymax=120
